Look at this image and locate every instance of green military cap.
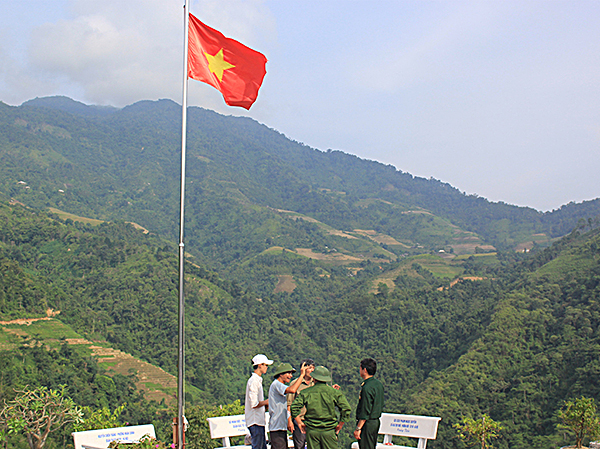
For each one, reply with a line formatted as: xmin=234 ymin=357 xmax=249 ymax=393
xmin=273 ymin=362 xmax=296 ymax=377
xmin=311 ymin=365 xmax=332 ymax=382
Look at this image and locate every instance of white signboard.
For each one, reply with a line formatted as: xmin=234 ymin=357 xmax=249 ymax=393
xmin=380 ymin=413 xmax=440 ymax=440
xmin=72 ymin=424 xmax=156 ymax=449
xmin=207 ymin=415 xmax=249 ymax=439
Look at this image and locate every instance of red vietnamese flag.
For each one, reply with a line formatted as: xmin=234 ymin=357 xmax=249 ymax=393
xmin=188 ymin=14 xmax=267 ymax=110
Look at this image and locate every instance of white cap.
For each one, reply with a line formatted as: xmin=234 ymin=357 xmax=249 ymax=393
xmin=252 ymin=354 xmax=273 ymax=365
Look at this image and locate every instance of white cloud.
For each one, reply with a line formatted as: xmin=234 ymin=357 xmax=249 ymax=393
xmin=21 ymin=0 xmax=275 ymax=107
xmin=2 ymin=0 xmax=599 ymax=210
xmin=26 ymin=1 xmax=179 ymax=106
xmin=194 ymin=0 xmax=276 ymax=50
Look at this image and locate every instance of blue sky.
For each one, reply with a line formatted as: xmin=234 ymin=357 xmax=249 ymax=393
xmin=1 ymin=0 xmax=599 ymax=211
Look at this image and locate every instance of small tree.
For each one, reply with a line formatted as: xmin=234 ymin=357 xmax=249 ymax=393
xmin=0 ymin=385 xmax=83 ymax=449
xmin=185 ymin=400 xmax=245 ymax=449
xmin=454 ymin=414 xmax=503 ymax=449
xmin=558 ymin=396 xmax=600 ymax=449
xmin=80 ymin=404 xmax=126 ymax=431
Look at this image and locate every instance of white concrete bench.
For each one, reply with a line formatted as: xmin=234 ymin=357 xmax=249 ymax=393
xmin=351 ymin=413 xmax=441 ymax=449
xmin=207 ymin=414 xmax=293 ymax=449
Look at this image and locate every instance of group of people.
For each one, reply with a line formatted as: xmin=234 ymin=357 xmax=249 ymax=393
xmin=244 ymin=354 xmax=384 ymax=449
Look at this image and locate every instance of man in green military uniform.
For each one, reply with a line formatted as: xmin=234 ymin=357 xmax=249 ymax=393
xmin=290 ymin=365 xmax=351 ymax=449
xmin=353 ymin=358 xmax=384 ymax=449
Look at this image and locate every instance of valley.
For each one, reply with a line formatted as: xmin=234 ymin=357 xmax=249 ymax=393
xmin=1 ymin=96 xmax=600 ymax=449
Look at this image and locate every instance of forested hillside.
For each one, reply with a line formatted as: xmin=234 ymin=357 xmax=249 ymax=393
xmin=405 ymin=224 xmax=600 ymax=448
xmin=1 ymin=96 xmax=600 ymax=449
xmin=2 ymin=97 xmax=600 ymax=274
xmin=2 ymin=197 xmax=600 ymax=449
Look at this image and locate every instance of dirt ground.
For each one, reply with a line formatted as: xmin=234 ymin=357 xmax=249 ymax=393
xmin=0 ymin=308 xmax=61 ymax=326
xmin=295 ymin=248 xmax=362 ymax=262
xmin=274 ymin=275 xmax=297 ymax=293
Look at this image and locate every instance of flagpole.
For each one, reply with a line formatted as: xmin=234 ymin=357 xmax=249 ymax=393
xmin=178 ymin=1 xmax=190 ymax=448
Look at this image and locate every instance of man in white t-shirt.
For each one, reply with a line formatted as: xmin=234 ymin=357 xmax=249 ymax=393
xmin=245 ymin=354 xmax=273 ymax=449
xmin=268 ymin=362 xmax=308 ymax=449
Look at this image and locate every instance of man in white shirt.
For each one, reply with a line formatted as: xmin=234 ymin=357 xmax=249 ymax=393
xmin=268 ymin=362 xmax=308 ymax=449
xmin=245 ymin=354 xmax=273 ymax=449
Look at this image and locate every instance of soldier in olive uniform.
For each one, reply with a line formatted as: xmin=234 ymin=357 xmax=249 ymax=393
xmin=291 ymin=366 xmax=351 ymax=449
xmin=353 ymin=358 xmax=384 ymax=449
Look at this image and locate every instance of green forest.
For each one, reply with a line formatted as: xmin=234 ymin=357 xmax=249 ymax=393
xmin=1 ymin=96 xmax=600 ymax=449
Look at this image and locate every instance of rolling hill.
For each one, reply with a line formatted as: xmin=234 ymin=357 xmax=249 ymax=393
xmin=2 ymin=96 xmax=600 ymax=449
xmin=2 ymin=96 xmax=599 ymax=278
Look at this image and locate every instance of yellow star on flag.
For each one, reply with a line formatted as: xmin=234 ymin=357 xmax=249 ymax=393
xmin=204 ymin=49 xmax=235 ymax=82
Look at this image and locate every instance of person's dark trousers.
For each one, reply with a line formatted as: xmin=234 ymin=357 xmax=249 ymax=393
xmin=358 ymin=419 xmax=381 ymax=449
xmin=292 ymin=424 xmax=307 ymax=449
xmin=249 ymin=425 xmax=267 ymax=449
xmin=270 ymin=430 xmax=288 ymax=449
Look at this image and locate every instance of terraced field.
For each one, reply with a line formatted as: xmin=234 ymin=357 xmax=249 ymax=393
xmin=0 ymin=316 xmax=177 ymax=406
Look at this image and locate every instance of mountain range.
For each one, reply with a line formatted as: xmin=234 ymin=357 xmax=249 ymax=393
xmin=3 ymin=96 xmax=600 ymax=273
xmin=1 ymin=96 xmax=600 ymax=449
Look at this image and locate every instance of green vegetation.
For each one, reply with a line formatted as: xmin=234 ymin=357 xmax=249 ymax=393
xmin=454 ymin=414 xmax=503 ymax=449
xmin=48 ymin=207 xmax=104 ymax=226
xmin=108 ymin=435 xmax=172 ymax=449
xmin=1 ymin=96 xmax=600 ymax=449
xmin=410 ymin=254 xmax=464 ymax=279
xmin=80 ymin=404 xmax=127 ymax=432
xmin=2 ymin=96 xmax=599 ymax=276
xmin=558 ymin=397 xmax=600 ymax=449
xmin=2 ymin=189 xmax=600 ymax=448
xmin=10 ymin=319 xmax=81 ymax=342
xmin=185 ymin=400 xmax=246 ymax=449
xmin=0 ymin=385 xmax=83 ymax=449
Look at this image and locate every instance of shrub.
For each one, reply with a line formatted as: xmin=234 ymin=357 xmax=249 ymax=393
xmin=558 ymin=396 xmax=600 ymax=449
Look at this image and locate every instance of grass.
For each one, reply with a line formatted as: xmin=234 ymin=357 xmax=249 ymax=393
xmin=0 ymin=328 xmax=19 ymax=350
xmin=48 ymin=207 xmax=104 ymax=225
xmin=370 ymin=253 xmax=465 ymax=293
xmin=454 ymin=253 xmax=498 ymax=260
xmin=0 ymin=319 xmax=94 ymax=356
xmin=259 ymin=246 xmax=293 ymax=256
xmin=144 ymin=382 xmax=177 ymax=395
xmin=453 ymin=253 xmax=500 ymax=268
xmin=16 ymin=319 xmax=83 ymax=340
xmin=532 ymin=253 xmax=596 ymax=281
xmin=98 ymin=361 xmax=119 ymax=368
xmin=412 ymin=254 xmax=464 ymax=279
